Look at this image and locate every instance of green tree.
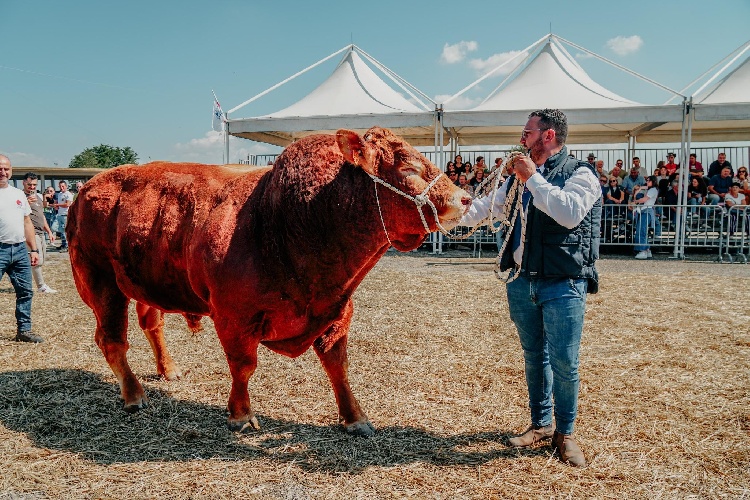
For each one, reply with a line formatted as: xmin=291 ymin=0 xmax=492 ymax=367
xmin=69 ymin=144 xmax=138 ymax=169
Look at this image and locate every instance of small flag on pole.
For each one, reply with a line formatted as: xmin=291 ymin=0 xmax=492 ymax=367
xmin=212 ymin=90 xmax=226 ymax=132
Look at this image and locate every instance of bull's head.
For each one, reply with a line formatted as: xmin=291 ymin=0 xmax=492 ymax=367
xmin=337 ymin=127 xmax=471 ymax=251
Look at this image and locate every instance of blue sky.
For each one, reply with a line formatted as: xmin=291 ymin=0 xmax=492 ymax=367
xmin=1 ymin=0 xmax=748 ymax=167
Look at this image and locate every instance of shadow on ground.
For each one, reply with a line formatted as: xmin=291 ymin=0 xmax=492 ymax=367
xmin=0 ymin=369 xmax=548 ymax=473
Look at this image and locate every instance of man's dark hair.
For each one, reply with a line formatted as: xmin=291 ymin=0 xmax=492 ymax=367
xmin=633 ymin=156 xmax=640 ymax=161
xmin=22 ymin=172 xmax=38 ymax=181
xmin=529 ymin=108 xmax=568 ymax=144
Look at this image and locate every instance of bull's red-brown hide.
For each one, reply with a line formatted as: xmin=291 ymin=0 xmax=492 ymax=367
xmin=67 ymin=127 xmax=469 ymax=436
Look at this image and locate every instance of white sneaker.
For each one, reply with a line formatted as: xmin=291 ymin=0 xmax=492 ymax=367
xmin=634 ymin=251 xmax=649 ymax=260
xmin=38 ymin=284 xmax=58 ymax=294
xmin=647 ymin=249 xmax=652 ymax=258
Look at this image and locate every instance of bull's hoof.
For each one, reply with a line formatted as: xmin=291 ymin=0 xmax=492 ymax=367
xmin=227 ymin=415 xmax=260 ymax=433
xmin=161 ymin=367 xmax=183 ymax=381
xmin=344 ymin=420 xmax=376 ymax=437
xmin=123 ymin=396 xmax=148 ymax=413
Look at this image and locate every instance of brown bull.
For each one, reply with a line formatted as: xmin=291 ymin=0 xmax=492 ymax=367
xmin=67 ymin=127 xmax=470 ymax=436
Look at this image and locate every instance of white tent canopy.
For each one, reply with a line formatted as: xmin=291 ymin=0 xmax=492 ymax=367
xmin=227 ymin=45 xmax=439 ymax=147
xmin=690 ymin=42 xmax=750 ymax=142
xmin=442 ymin=34 xmax=686 ymax=146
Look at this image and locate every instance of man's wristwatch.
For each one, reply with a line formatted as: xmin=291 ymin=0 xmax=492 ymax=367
xmin=29 ymin=249 xmax=38 ymax=254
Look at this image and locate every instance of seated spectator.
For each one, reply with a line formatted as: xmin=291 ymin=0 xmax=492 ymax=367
xmin=445 ymin=161 xmax=456 ymax=174
xmin=470 ymin=168 xmax=486 ymax=191
xmin=492 ymin=157 xmax=503 ymax=172
xmin=687 ymin=176 xmax=708 ymax=216
xmin=474 ymin=156 xmax=487 ymax=176
xmin=735 ymin=166 xmax=750 ymax=205
xmin=655 ymin=163 xmax=670 ymax=200
xmin=448 ymin=171 xmax=459 ymax=186
xmin=461 ymin=162 xmax=474 ymax=180
xmin=599 ymin=175 xmax=608 ymax=198
xmin=595 ymin=160 xmax=606 ymax=180
xmin=687 ymin=153 xmax=703 ymax=174
xmin=664 ymin=153 xmax=679 ymax=176
xmin=603 ymin=176 xmax=626 ymax=218
xmin=622 ymin=165 xmax=646 ymax=202
xmin=707 ymin=166 xmax=734 ymax=205
xmin=457 ymin=173 xmax=474 ymax=195
xmin=707 ymin=152 xmax=733 ymax=178
xmin=609 ymin=160 xmax=625 ymax=183
xmin=725 ymin=182 xmax=749 ymax=234
xmin=663 ymin=179 xmax=681 ymax=227
xmin=725 ymin=183 xmax=745 ymax=208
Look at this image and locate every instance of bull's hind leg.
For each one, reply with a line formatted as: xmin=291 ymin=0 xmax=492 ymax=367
xmin=70 ymin=260 xmax=146 ymax=412
xmin=313 ymin=301 xmax=374 ymax=437
xmin=135 ymin=302 xmax=182 ymax=380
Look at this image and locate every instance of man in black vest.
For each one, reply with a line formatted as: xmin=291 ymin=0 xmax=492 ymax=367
xmin=460 ymin=109 xmax=601 ymax=467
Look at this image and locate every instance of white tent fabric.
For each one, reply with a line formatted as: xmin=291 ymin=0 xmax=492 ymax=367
xmin=442 ymin=36 xmax=685 ymax=146
xmin=227 ymin=46 xmax=438 ymax=147
xmin=472 ymin=40 xmax=638 ymax=111
xmin=690 ymin=51 xmax=750 ymax=141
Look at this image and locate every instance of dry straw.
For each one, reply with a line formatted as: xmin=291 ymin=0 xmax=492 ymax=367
xmin=0 ymin=251 xmax=748 ymax=498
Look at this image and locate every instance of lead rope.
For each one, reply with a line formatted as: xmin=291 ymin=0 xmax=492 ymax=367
xmin=367 ymin=156 xmax=527 ymax=283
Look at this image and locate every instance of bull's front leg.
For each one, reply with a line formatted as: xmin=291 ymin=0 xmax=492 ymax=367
xmin=313 ymin=303 xmax=374 ymax=437
xmin=217 ymin=325 xmax=261 ymax=432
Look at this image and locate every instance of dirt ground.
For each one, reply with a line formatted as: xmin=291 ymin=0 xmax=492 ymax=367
xmin=0 ymin=250 xmax=748 ymax=499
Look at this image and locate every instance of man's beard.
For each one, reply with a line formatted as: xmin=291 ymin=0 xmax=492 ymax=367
xmin=527 ymin=135 xmax=546 ymax=164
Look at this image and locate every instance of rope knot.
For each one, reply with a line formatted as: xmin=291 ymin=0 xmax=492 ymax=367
xmin=413 ymin=194 xmax=428 ymax=207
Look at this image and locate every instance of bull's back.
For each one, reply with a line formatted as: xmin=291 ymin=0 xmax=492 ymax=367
xmin=68 ymin=162 xmax=268 ymax=313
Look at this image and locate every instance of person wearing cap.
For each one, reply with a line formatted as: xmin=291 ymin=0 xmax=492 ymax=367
xmin=665 ymin=153 xmax=679 ymax=176
xmin=707 ymin=152 xmax=733 ymax=178
xmin=586 ymin=153 xmax=596 ymax=167
xmin=460 ymin=109 xmax=600 ymax=467
xmin=0 ymin=155 xmax=43 ymax=343
xmin=724 ymin=182 xmax=749 ymax=234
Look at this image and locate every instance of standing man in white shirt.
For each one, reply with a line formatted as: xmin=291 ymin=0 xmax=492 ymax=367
xmin=53 ymin=180 xmax=74 ymax=251
xmin=22 ymin=172 xmax=57 ymax=293
xmin=0 ymin=155 xmax=43 ymax=342
xmin=460 ymin=109 xmax=601 ymax=467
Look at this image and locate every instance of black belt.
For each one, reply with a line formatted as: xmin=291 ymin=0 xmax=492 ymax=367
xmin=0 ymin=242 xmax=25 ymax=248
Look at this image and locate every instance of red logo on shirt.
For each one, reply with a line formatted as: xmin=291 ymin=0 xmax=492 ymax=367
xmin=16 ymin=199 xmax=22 ymax=206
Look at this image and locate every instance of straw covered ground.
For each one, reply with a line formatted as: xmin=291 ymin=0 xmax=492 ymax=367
xmin=0 ymin=250 xmax=748 ymax=499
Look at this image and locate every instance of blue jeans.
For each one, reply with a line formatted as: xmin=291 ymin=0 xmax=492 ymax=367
xmin=56 ymin=214 xmax=68 ymax=248
xmin=0 ymin=242 xmax=34 ymax=333
xmin=506 ymin=276 xmax=587 ymax=435
xmin=634 ymin=209 xmax=653 ymax=252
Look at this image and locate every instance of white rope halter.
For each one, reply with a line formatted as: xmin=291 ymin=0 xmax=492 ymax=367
xmin=367 ymin=171 xmax=447 ymax=247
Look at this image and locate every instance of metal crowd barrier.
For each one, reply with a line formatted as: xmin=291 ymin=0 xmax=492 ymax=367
xmin=424 ymin=203 xmax=749 ymax=261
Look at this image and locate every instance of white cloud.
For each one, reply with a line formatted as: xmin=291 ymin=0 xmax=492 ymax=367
xmin=435 ymin=94 xmax=481 ymax=110
xmin=173 ymin=131 xmax=279 ymax=164
xmin=606 ymin=35 xmax=643 ymax=56
xmin=441 ymin=41 xmax=478 ymax=64
xmin=575 ymin=52 xmax=595 ymax=60
xmin=468 ymin=50 xmax=527 ymax=76
xmin=0 ymin=150 xmax=55 ymax=167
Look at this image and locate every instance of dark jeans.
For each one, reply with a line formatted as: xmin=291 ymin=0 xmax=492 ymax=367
xmin=0 ymin=242 xmax=33 ymax=332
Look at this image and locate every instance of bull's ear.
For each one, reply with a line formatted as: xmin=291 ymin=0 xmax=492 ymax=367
xmin=336 ymin=129 xmax=376 ymax=174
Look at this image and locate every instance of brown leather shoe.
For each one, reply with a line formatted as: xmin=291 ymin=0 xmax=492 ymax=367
xmin=508 ymin=424 xmax=554 ymax=447
xmin=552 ymin=431 xmax=586 ymax=467
xmin=14 ymin=331 xmax=44 ymax=343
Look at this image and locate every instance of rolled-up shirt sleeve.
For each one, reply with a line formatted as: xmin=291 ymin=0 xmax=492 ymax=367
xmin=524 ymin=168 xmax=601 ymax=229
xmin=460 ymin=182 xmax=509 ymax=226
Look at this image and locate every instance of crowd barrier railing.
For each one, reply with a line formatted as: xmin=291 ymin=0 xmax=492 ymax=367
xmin=424 ymin=203 xmax=750 ymax=260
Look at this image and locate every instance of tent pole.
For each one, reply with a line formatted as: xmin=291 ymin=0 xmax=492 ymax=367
xmin=681 ymin=99 xmax=694 ymax=259
xmin=670 ymin=98 xmax=690 ymax=259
